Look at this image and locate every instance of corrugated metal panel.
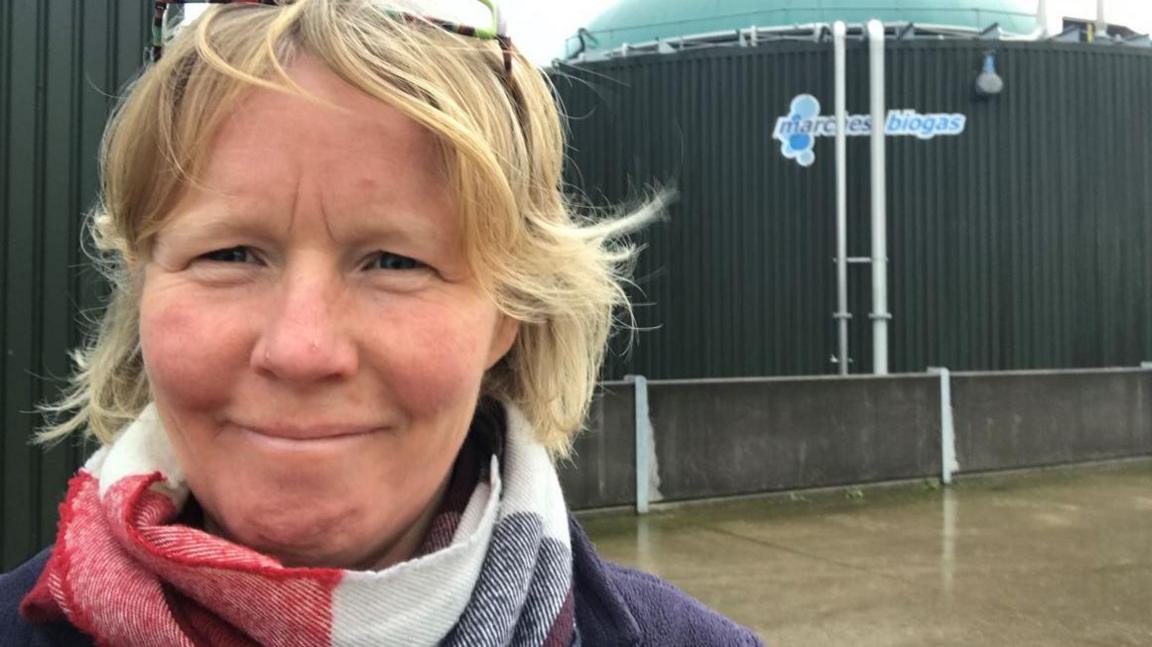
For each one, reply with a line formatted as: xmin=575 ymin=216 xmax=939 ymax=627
xmin=553 ymin=40 xmax=1152 ymax=380
xmin=1 ymin=1 xmax=146 ymax=571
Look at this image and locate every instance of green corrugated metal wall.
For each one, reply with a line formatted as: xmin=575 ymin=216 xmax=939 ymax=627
xmin=1 ymin=1 xmax=147 ymax=570
xmin=553 ymin=40 xmax=1152 ymax=380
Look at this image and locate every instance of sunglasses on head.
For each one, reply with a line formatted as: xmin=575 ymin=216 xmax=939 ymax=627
xmin=150 ymin=0 xmax=515 ymax=76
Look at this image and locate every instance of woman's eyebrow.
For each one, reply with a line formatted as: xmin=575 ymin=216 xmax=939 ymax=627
xmin=325 ymin=206 xmax=454 ymax=250
xmin=150 ymin=209 xmax=282 ymax=254
xmin=155 ymin=206 xmax=452 ymax=252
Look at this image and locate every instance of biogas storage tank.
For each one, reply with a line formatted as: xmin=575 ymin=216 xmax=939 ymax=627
xmin=552 ymin=5 xmax=1152 ymax=380
xmin=565 ymin=0 xmax=1041 ymax=59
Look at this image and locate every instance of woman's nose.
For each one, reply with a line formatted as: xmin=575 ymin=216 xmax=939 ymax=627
xmin=250 ymin=276 xmax=359 ymax=383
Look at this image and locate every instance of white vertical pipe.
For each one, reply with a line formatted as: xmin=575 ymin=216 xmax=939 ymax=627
xmin=1096 ymin=0 xmax=1108 ymax=38
xmin=867 ymin=19 xmax=890 ymax=375
xmin=833 ymin=21 xmax=849 ymax=375
xmin=1036 ymin=0 xmax=1050 ymax=38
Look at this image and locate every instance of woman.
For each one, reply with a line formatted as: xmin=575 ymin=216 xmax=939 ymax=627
xmin=0 ymin=1 xmax=761 ymax=645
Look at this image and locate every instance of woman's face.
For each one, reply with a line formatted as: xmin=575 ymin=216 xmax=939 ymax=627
xmin=139 ymin=56 xmax=517 ymax=570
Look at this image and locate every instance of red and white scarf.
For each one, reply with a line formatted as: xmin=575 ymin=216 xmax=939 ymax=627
xmin=22 ymin=402 xmax=574 ymax=646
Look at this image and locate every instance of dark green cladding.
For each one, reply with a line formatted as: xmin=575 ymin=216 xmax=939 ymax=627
xmin=1 ymin=1 xmax=147 ymax=570
xmin=552 ymin=40 xmax=1152 ymax=380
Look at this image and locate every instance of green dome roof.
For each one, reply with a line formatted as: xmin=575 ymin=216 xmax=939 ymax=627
xmin=568 ymin=0 xmax=1040 ymax=57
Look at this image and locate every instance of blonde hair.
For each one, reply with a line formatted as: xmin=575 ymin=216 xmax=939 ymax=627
xmin=40 ymin=0 xmax=654 ymax=454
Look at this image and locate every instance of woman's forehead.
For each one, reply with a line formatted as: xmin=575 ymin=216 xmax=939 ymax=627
xmin=179 ymin=58 xmax=451 ymax=218
xmin=210 ymin=56 xmax=442 ymax=173
xmin=156 ymin=58 xmax=459 ymax=249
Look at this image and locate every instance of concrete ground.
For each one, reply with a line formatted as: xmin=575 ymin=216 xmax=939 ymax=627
xmin=579 ymin=459 xmax=1152 ymax=646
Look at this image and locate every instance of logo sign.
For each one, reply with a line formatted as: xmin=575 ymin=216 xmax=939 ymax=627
xmin=774 ymin=94 xmax=966 ymax=166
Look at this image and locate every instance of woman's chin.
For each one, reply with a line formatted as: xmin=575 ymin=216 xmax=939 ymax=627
xmin=208 ymin=498 xmax=390 ymax=569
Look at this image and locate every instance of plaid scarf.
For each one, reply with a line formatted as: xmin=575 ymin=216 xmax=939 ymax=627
xmin=22 ymin=400 xmax=574 ymax=646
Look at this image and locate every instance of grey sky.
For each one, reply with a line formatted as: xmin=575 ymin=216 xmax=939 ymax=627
xmin=498 ymin=0 xmax=617 ymax=63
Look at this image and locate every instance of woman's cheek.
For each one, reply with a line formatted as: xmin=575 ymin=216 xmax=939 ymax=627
xmin=140 ymin=294 xmax=249 ymax=410
xmin=367 ymin=303 xmax=496 ymax=413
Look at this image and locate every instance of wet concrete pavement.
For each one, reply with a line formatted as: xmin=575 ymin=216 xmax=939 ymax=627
xmin=578 ymin=460 xmax=1152 ymax=646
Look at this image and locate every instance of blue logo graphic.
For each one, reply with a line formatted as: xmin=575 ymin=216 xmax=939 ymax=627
xmin=777 ymin=94 xmax=820 ymax=167
xmin=773 ymin=94 xmax=967 ymax=167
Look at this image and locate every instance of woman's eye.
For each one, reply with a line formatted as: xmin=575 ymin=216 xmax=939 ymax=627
xmin=370 ymin=251 xmax=424 ymax=271
xmin=201 ymin=246 xmax=257 ymax=264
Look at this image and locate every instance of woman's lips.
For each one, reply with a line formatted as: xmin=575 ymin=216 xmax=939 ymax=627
xmin=232 ymin=421 xmax=382 ymax=443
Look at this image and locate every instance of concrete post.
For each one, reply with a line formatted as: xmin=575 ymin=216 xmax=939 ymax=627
xmin=625 ymin=375 xmax=653 ymax=514
xmin=928 ymin=367 xmax=960 ymax=484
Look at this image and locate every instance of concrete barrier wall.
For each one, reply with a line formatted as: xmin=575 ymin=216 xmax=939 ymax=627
xmin=560 ymin=369 xmax=1152 ymax=510
xmin=558 ymin=382 xmax=635 ymax=509
xmin=953 ymin=369 xmax=1152 ymax=472
xmin=644 ymin=376 xmax=941 ymax=500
